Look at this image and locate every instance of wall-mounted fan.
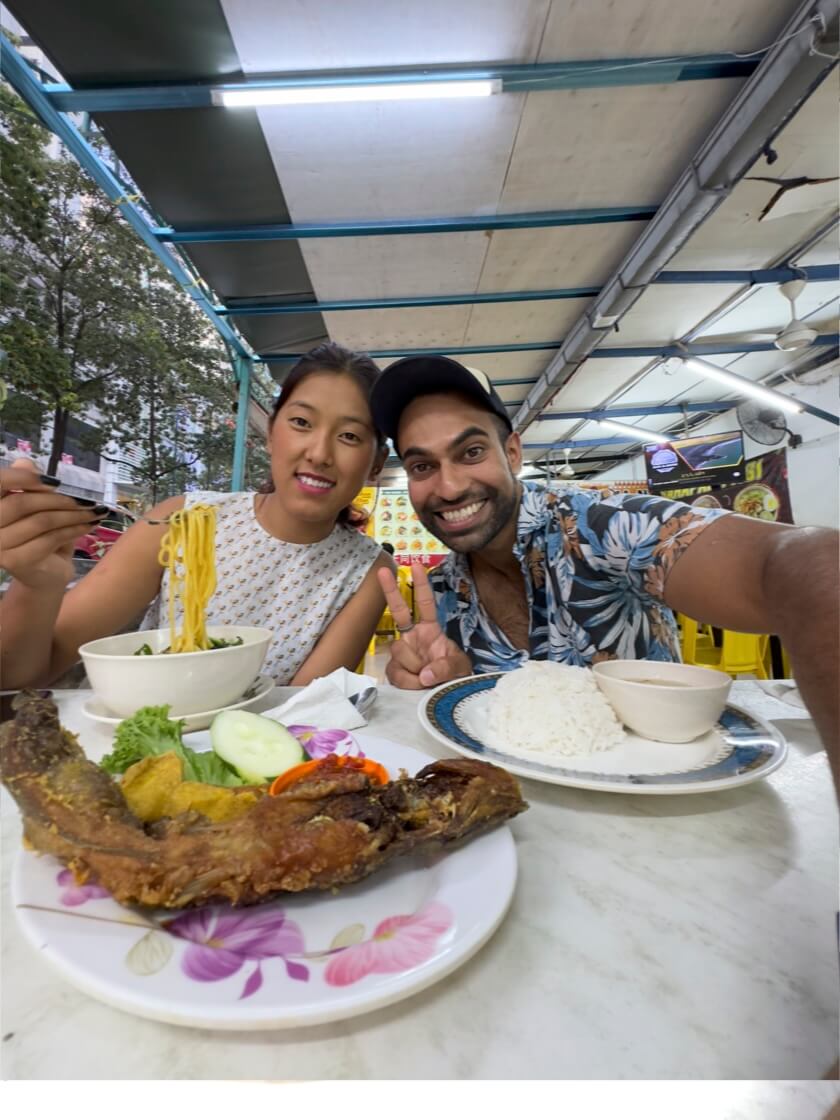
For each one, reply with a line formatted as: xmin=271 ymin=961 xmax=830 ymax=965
xmin=736 ymin=401 xmax=802 ymax=448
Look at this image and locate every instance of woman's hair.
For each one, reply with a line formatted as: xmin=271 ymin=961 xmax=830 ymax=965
xmin=261 ymin=342 xmax=386 ymax=526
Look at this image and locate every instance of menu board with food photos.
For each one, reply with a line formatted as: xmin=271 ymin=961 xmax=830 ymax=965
xmin=660 ymin=448 xmax=793 ymax=523
xmin=374 ymin=488 xmax=448 ymax=567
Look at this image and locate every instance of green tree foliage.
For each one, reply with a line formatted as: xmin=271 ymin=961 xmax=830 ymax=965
xmin=103 ymin=289 xmax=269 ymax=503
xmin=0 ymin=80 xmax=248 ymax=493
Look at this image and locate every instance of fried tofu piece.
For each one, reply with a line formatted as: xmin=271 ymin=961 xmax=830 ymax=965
xmin=121 ymin=753 xmax=262 ymax=823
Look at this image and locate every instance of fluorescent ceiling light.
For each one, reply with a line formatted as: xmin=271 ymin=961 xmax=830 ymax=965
xmin=215 ymin=80 xmax=498 ymax=108
xmin=599 ymin=419 xmax=669 ymax=443
xmin=683 ymin=357 xmax=803 ymax=414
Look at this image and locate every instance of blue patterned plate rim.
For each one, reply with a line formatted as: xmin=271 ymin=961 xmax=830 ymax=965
xmin=418 ymin=673 xmax=788 ymax=794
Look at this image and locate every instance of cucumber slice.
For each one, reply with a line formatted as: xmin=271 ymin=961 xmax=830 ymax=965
xmin=210 ymin=710 xmax=305 ymax=783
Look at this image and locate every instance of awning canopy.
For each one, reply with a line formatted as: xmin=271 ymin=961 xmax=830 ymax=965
xmin=5 ymin=0 xmax=838 ymax=481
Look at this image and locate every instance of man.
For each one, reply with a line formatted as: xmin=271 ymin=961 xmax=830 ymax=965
xmin=371 ymin=355 xmax=839 ymax=765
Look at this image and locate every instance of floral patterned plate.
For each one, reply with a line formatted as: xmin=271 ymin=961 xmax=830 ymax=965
xmin=12 ymin=734 xmax=517 ymax=1030
xmin=419 ymin=674 xmax=787 ymax=795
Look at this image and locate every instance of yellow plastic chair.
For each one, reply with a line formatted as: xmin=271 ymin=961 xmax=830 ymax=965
xmin=396 ymin=566 xmax=415 ymax=622
xmin=693 ymin=629 xmax=769 ymax=679
xmin=676 ymin=614 xmax=715 ymax=664
xmin=758 ymin=636 xmax=793 ymax=680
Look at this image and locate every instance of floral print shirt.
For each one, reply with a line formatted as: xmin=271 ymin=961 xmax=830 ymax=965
xmin=427 ymin=482 xmax=729 ymax=673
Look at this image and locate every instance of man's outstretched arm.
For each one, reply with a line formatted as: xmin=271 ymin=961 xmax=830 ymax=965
xmin=664 ymin=515 xmax=839 ymax=785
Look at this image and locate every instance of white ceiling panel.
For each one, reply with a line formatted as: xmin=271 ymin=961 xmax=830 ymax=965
xmin=667 ymin=78 xmax=840 ymax=270
xmin=522 ymin=419 xmax=587 ymax=444
xmin=543 ymin=358 xmax=650 ymax=410
xmin=468 ymin=350 xmax=557 ymax=380
xmin=498 ymin=81 xmax=743 ymax=211
xmin=614 ymin=284 xmax=743 ymax=343
xmin=221 ymin=0 xmax=552 ymax=70
xmin=462 ymin=297 xmax=591 ymax=344
xmin=323 ymin=306 xmax=472 ymax=349
xmin=797 ymin=226 xmax=840 ymax=267
xmin=615 ymin=362 xmax=713 ymax=405
xmin=665 ymin=183 xmax=839 ymax=271
xmin=255 ymin=95 xmax=528 ymax=222
xmin=675 ymin=378 xmax=744 ymax=405
xmin=539 ymin=0 xmax=796 ymax=57
xmin=751 ymin=76 xmax=840 ymax=182
xmin=476 ymin=222 xmax=648 ymax=291
xmin=297 ymin=233 xmax=489 ymax=300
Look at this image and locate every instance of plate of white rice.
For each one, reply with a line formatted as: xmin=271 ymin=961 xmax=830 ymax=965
xmin=417 ymin=663 xmax=786 ymax=794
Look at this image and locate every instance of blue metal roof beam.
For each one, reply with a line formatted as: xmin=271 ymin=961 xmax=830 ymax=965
xmin=43 ymin=54 xmax=761 ymax=114
xmin=383 ymin=435 xmax=644 ymax=465
xmin=219 ymin=287 xmax=600 ymax=315
xmin=154 ymin=206 xmax=659 ymax=243
xmin=407 ymin=401 xmax=739 ymax=416
xmin=657 ymin=264 xmax=839 ymax=284
xmin=258 ymin=334 xmax=840 ymax=362
xmin=221 ymin=266 xmax=837 ymax=316
xmin=540 ymin=403 xmax=734 ymax=420
xmin=523 ymin=438 xmax=660 ymax=449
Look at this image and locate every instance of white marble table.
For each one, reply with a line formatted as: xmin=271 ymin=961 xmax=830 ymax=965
xmin=1 ymin=681 xmax=837 ymax=1080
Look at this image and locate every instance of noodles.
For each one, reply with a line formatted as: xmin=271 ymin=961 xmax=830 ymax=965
xmin=157 ymin=504 xmax=218 ymax=652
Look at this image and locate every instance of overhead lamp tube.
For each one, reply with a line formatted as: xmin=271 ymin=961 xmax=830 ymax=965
xmin=683 ymin=357 xmax=803 ymax=414
xmin=599 ymin=419 xmax=670 ymax=443
xmin=215 ymin=80 xmax=499 ymax=108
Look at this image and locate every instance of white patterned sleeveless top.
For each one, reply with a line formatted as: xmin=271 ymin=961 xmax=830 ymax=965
xmin=140 ymin=491 xmax=382 ymax=684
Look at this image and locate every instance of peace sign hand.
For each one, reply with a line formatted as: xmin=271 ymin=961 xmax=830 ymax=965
xmin=376 ymin=562 xmax=473 ymax=690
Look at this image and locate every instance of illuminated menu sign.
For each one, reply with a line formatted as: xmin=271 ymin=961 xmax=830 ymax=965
xmin=644 ymin=430 xmax=745 ymax=492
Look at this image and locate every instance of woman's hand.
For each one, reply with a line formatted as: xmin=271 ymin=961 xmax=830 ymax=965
xmin=0 ymin=461 xmax=105 ymax=589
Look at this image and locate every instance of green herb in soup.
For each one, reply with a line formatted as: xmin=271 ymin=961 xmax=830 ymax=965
xmin=133 ymin=636 xmax=243 ymax=656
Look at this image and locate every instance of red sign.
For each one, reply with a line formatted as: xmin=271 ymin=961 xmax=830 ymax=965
xmin=61 ymin=453 xmax=74 ymax=464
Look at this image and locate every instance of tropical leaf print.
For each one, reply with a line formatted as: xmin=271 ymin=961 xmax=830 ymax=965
xmin=429 ymin=481 xmax=727 ymax=673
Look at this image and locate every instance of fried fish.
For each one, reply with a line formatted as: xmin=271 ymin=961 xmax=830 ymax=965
xmin=1 ymin=692 xmax=527 ymax=909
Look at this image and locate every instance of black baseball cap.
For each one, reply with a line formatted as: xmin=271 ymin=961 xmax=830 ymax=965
xmin=370 ymin=355 xmax=513 ymax=454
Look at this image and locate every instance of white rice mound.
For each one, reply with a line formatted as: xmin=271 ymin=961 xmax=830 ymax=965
xmin=483 ymin=661 xmax=626 ymax=760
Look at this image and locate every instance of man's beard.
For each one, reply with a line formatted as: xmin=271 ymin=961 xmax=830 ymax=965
xmin=417 ymin=481 xmax=519 ymax=553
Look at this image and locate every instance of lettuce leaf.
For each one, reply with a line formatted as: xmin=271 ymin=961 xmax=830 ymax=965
xmin=100 ymin=705 xmax=245 ymax=787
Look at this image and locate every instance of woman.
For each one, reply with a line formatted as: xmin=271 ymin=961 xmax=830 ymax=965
xmin=1 ymin=343 xmax=392 ymax=689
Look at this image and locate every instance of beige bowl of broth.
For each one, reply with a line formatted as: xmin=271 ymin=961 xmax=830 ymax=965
xmin=591 ymin=660 xmax=732 ymax=743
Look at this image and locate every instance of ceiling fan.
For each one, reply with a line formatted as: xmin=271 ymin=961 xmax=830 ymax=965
xmin=557 ymin=449 xmax=576 ymax=478
xmin=694 ymin=278 xmax=820 ymax=353
xmin=520 ymin=448 xmax=577 ymax=481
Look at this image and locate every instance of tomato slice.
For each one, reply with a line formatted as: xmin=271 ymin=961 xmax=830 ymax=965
xmin=269 ymin=754 xmax=389 ymax=796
